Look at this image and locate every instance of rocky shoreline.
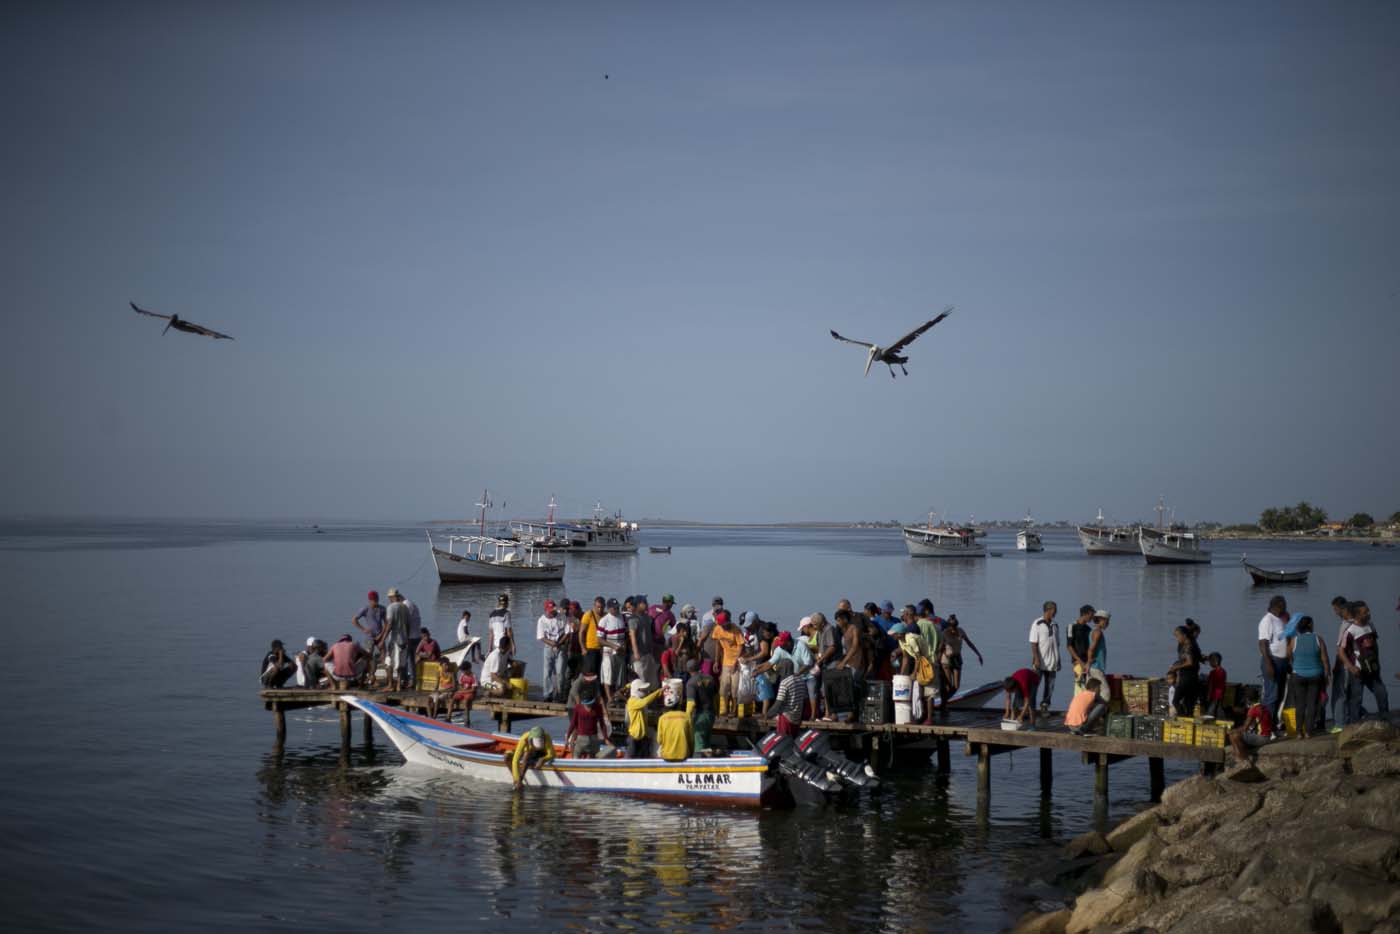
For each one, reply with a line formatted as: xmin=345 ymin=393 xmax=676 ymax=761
xmin=1014 ymin=719 xmax=1400 ymax=933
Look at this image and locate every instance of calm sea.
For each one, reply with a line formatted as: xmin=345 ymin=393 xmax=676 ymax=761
xmin=2 ymin=520 xmax=1396 ymax=931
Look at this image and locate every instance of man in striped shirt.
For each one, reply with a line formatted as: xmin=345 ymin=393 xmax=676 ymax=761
xmin=597 ymin=598 xmax=628 ymax=705
xmin=772 ymin=659 xmax=807 ymax=735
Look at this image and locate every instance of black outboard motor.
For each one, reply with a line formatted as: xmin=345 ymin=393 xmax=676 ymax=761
xmin=795 ymin=729 xmax=880 ymax=789
xmin=757 ymin=731 xmax=843 ymax=800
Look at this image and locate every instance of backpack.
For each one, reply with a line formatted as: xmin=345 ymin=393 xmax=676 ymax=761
xmin=914 ymin=654 xmax=937 ymax=686
xmin=1354 ymin=627 xmax=1381 ymax=677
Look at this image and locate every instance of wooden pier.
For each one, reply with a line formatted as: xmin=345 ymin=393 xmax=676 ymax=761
xmin=261 ymin=689 xmax=1225 ymax=804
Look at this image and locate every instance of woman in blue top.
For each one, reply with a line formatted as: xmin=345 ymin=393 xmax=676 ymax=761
xmin=1287 ymin=615 xmax=1329 ymax=739
xmin=1086 ymin=609 xmax=1111 ymax=701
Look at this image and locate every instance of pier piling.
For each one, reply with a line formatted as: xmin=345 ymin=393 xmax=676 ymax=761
xmin=1149 ymin=756 xmax=1165 ymax=802
xmin=1039 ymin=747 xmax=1053 ymax=795
xmin=1094 ymin=753 xmax=1109 ymax=797
xmin=936 ymin=738 xmax=950 ymax=774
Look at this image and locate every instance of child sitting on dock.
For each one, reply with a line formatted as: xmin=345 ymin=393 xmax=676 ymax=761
xmin=1065 ymin=678 xmax=1108 ymax=735
xmin=1204 ymin=653 xmax=1227 ymax=719
xmin=446 ymin=661 xmax=478 ymax=724
xmin=426 ymin=660 xmax=455 ymax=720
xmin=1228 ymin=686 xmax=1274 ymax=759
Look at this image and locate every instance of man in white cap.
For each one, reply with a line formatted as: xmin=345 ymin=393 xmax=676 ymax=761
xmin=537 ymin=600 xmax=568 ymax=703
xmin=624 ymin=678 xmax=662 ymax=758
xmin=298 ymin=637 xmax=327 ymax=688
xmin=382 ymin=589 xmax=411 ymax=691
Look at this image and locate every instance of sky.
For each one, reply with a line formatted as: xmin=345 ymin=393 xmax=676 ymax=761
xmin=3 ymin=2 xmax=1398 ymax=525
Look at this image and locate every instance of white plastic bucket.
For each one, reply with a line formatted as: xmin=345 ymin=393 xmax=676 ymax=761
xmin=662 ymin=677 xmax=684 ymax=707
xmin=894 ymin=700 xmax=913 ymax=724
xmin=892 ymin=675 xmax=913 ymax=703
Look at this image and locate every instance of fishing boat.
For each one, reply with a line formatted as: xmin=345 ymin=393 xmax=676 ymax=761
xmin=571 ymin=503 xmax=640 ymax=553
xmin=508 ymin=495 xmax=580 ymax=550
xmin=1138 ymin=499 xmax=1210 ymax=564
xmin=346 ymin=697 xmax=780 ymax=807
xmin=1016 ymin=512 xmax=1043 ymax=552
xmin=903 ymin=512 xmax=987 ymax=558
xmin=1241 ymin=555 xmax=1310 ymax=586
xmin=430 ymin=534 xmax=564 ymax=582
xmin=1078 ymin=508 xmax=1139 ymax=556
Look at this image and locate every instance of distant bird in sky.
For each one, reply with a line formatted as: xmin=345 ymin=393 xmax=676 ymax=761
xmin=130 ymin=302 xmax=234 ymax=340
xmin=829 ymin=306 xmax=953 ymax=378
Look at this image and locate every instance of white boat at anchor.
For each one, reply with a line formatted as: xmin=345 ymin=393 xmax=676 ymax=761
xmin=346 ymin=697 xmax=779 ymax=807
xmin=903 ymin=513 xmax=987 ymax=558
xmin=1138 ymin=499 xmax=1211 ymax=565
xmin=1078 ymin=508 xmax=1140 ymax=556
xmin=429 ymin=533 xmax=565 ymax=582
xmin=1016 ymin=511 xmax=1044 ymax=552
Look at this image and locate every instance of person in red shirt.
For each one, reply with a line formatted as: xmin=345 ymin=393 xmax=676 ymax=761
xmin=326 ymin=634 xmax=367 ymax=689
xmin=1204 ymin=652 xmax=1227 ymax=718
xmin=446 ymin=662 xmax=478 ymax=725
xmin=1229 ymin=687 xmax=1274 ymax=759
xmin=415 ymin=628 xmax=442 ymax=662
xmin=566 ymin=691 xmax=609 ymax=759
xmin=1002 ymin=668 xmax=1041 ymax=724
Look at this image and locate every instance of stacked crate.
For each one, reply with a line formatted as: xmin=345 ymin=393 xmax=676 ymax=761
xmin=1107 ymin=713 xmax=1136 ymax=739
xmin=1148 ymin=680 xmax=1172 ymax=716
xmin=1195 ymin=721 xmax=1228 ymax=748
xmin=1122 ymin=679 xmax=1152 ymax=715
xmin=1163 ymin=718 xmax=1197 ymax=744
xmin=1134 ymin=715 xmax=1165 ymax=743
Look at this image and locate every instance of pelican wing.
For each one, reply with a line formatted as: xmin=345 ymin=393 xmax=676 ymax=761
xmin=829 ymin=329 xmax=876 ymax=349
xmin=130 ymin=301 xmax=172 ymax=321
xmin=886 ymin=306 xmax=952 ymax=354
xmin=179 ymin=320 xmax=235 ymax=340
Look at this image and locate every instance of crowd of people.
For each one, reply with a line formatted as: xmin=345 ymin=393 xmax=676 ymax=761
xmin=260 ymin=585 xmax=1393 ymax=765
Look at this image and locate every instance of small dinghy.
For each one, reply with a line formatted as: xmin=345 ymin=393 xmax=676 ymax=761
xmin=1242 ymin=555 xmax=1310 ymax=586
xmin=649 ymin=546 xmax=671 ymax=554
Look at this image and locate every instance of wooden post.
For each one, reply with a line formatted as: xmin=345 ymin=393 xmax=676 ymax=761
xmin=977 ymin=744 xmax=991 ymax=797
xmin=1039 ymin=747 xmax=1053 ymax=796
xmin=869 ymin=735 xmax=881 ymax=775
xmin=362 ymin=711 xmax=373 ymax=746
xmin=338 ymin=702 xmax=352 ymax=752
xmin=936 ymin=738 xmax=951 ymax=774
xmin=273 ymin=705 xmax=287 ymax=743
xmin=1149 ymin=756 xmax=1165 ymax=802
xmin=1094 ymin=752 xmax=1109 ymax=798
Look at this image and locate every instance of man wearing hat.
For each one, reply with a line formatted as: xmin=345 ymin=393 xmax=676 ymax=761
xmin=510 ymin=726 xmax=556 ymax=790
xmin=382 ymin=588 xmax=411 ymax=691
xmin=352 ymin=591 xmax=386 ymax=669
xmin=625 ymin=678 xmax=662 ymax=758
xmin=597 ymin=598 xmax=627 ymax=704
xmin=651 ymin=594 xmax=677 ymax=646
xmin=537 ymin=599 xmax=568 ymax=703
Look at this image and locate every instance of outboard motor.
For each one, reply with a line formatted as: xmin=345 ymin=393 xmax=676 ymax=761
xmin=794 ymin=729 xmax=880 ymax=789
xmin=758 ymin=731 xmax=843 ymax=800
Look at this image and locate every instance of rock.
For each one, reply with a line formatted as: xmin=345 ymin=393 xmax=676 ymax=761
xmin=1158 ymin=775 xmax=1220 ymax=820
xmin=1288 ymin=757 xmax=1349 ymax=798
xmin=1351 ymin=742 xmax=1400 ymax=777
xmin=1106 ymin=807 xmax=1161 ymax=852
xmin=1312 ymin=874 xmax=1400 ymax=930
xmin=1338 ymin=719 xmax=1398 ymax=751
xmin=1066 ymin=870 xmax=1160 ymax=933
xmin=1224 ymin=762 xmax=1268 ymax=783
xmin=1102 ymin=832 xmax=1165 ymax=887
xmin=1154 ymin=840 xmax=1248 ymax=888
xmin=1010 ymin=907 xmax=1071 ymax=934
xmin=1064 ymin=830 xmax=1111 ymax=859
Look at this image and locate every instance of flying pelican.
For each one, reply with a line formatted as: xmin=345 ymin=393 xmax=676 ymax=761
xmin=829 ymin=306 xmax=952 ymax=378
xmin=130 ymin=302 xmax=234 ymax=340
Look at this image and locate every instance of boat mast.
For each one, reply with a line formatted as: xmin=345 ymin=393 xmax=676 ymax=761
xmin=546 ymin=494 xmax=557 ymax=536
xmin=1155 ymin=496 xmax=1166 ymax=531
xmin=1096 ymin=507 xmax=1105 ymax=527
xmin=476 ymin=489 xmax=492 ymax=536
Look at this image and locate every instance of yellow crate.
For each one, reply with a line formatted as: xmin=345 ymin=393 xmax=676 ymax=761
xmin=1195 ymin=723 xmax=1228 ymax=748
xmin=416 ymin=660 xmax=446 ymax=691
xmin=1163 ymin=718 xmax=1197 ymax=744
xmin=508 ymin=677 xmax=529 ymax=701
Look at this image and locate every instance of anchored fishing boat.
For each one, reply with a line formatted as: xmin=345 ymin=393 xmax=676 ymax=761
xmin=1242 ymin=555 xmax=1310 ymax=586
xmin=1016 ymin=512 xmax=1043 ymax=552
xmin=903 ymin=512 xmax=987 ymax=558
xmin=1138 ymin=499 xmax=1211 ymax=565
xmin=512 ymin=502 xmax=640 ymax=553
xmin=1078 ymin=508 xmax=1139 ymax=556
xmin=430 ymin=534 xmax=565 ymax=583
xmin=346 ymin=698 xmax=780 ymax=807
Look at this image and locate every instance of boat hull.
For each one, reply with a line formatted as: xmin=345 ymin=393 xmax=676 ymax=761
xmin=432 ymin=547 xmax=565 ymax=582
xmin=1139 ymin=529 xmax=1211 ymax=564
xmin=902 ymin=528 xmax=986 ymax=558
xmin=1244 ymin=563 xmax=1309 ymax=585
xmin=1077 ymin=527 xmax=1139 ymax=555
xmin=345 ymin=698 xmax=777 ymax=807
xmin=1016 ymin=531 xmax=1043 ymax=552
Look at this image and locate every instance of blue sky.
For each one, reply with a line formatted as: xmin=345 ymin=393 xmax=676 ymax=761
xmin=4 ymin=2 xmax=1397 ymax=524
